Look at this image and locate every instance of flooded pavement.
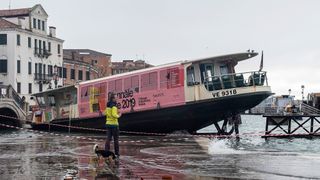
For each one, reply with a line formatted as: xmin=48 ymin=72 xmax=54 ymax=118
xmin=1 ymin=115 xmax=320 ymax=179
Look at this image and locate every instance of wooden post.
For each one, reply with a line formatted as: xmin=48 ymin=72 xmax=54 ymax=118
xmin=265 ymin=117 xmax=269 ymax=135
xmin=288 ymin=117 xmax=291 ymax=134
xmin=310 ymin=117 xmax=314 ymax=134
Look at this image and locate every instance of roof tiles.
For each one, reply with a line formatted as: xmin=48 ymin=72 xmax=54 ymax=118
xmin=0 ymin=8 xmax=30 ymax=17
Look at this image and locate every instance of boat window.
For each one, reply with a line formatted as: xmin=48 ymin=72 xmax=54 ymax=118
xmin=187 ymin=66 xmax=195 ymax=86
xmin=160 ymin=67 xmax=182 ymax=89
xmin=36 ymin=96 xmax=45 ymax=106
xmin=80 ymin=86 xmax=90 ymax=102
xmin=141 ymin=71 xmax=158 ymax=92
xmin=220 ymin=65 xmax=228 ymax=75
xmin=205 ymin=65 xmax=214 ymax=82
xmin=48 ymin=95 xmax=55 ymax=106
xmin=124 ymin=75 xmax=139 ymax=92
xmin=108 ymin=79 xmax=122 ymax=96
xmin=131 ymin=76 xmax=139 ymax=92
xmin=108 ymin=80 xmax=116 ymax=94
xmin=115 ymin=79 xmax=122 ymax=92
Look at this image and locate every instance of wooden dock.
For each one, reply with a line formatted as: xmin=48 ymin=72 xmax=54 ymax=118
xmin=262 ymin=114 xmax=320 ymax=138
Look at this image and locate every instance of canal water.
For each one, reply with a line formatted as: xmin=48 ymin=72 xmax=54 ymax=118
xmin=1 ymin=115 xmax=320 ymax=179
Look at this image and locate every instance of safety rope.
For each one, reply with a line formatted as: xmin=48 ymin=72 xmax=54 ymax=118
xmin=1 ymin=113 xmax=319 ymax=138
xmin=0 ymin=113 xmax=215 ymax=137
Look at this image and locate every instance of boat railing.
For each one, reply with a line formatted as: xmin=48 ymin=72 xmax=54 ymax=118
xmin=203 ymin=71 xmax=268 ymax=91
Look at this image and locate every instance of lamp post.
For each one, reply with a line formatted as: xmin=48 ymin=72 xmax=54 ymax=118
xmin=301 ymin=85 xmax=305 ymax=102
xmin=288 ymin=89 xmax=292 ymax=96
xmin=54 ymin=65 xmax=58 ymax=89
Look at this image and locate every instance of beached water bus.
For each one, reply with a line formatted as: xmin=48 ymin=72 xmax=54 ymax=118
xmin=31 ymin=51 xmax=272 ymax=133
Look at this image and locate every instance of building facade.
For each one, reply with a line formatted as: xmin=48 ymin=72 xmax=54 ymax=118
xmin=0 ymin=4 xmax=64 ymax=102
xmin=63 ymin=49 xmax=112 ymax=85
xmin=111 ymin=60 xmax=152 ymax=75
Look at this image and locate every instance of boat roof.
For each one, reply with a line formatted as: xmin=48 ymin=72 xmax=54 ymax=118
xmin=184 ymin=51 xmax=258 ymax=64
xmin=80 ymin=51 xmax=259 ymax=85
xmin=32 ymin=85 xmax=76 ymax=96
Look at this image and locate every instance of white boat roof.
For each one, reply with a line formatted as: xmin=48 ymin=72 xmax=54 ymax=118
xmin=80 ymin=51 xmax=258 ymax=85
xmin=32 ymin=85 xmax=76 ymax=96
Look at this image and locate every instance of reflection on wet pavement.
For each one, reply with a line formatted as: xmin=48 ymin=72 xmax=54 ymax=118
xmin=2 ymin=128 xmax=320 ymax=179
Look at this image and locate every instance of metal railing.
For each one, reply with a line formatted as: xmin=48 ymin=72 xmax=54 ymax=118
xmin=34 ymin=73 xmax=54 ymax=81
xmin=0 ymin=85 xmax=27 ymax=112
xmin=299 ymin=101 xmax=320 ymax=115
xmin=202 ymin=71 xmax=268 ymax=91
xmin=34 ymin=48 xmax=52 ymax=58
xmin=252 ymin=103 xmax=320 ymax=116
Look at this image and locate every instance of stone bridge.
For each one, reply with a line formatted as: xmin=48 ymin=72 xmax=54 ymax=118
xmin=0 ymin=85 xmax=27 ymax=128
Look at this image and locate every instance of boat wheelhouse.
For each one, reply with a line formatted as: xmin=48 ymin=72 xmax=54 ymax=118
xmin=31 ymin=51 xmax=272 ymax=133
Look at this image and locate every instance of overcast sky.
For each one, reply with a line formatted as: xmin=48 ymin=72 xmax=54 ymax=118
xmin=1 ymin=0 xmax=319 ymax=98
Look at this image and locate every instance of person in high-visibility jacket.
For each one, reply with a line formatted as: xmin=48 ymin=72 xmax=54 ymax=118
xmin=104 ymin=94 xmax=121 ymax=158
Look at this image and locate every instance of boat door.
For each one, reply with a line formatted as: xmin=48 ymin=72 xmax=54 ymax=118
xmin=185 ymin=64 xmax=201 ymax=101
xmin=200 ymin=63 xmax=215 ymax=91
xmin=200 ymin=64 xmax=214 ymax=82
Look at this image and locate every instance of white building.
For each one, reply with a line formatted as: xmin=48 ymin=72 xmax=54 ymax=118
xmin=0 ymin=4 xmax=64 ymax=104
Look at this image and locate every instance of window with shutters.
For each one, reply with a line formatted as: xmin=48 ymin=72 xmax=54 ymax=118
xmin=71 ymin=69 xmax=75 ymax=79
xmin=28 ymin=37 xmax=31 ymax=48
xmin=17 ymin=34 xmax=20 ymax=46
xmin=78 ymin=70 xmax=83 ymax=80
xmin=57 ymin=44 xmax=61 ymax=54
xmin=63 ymin=68 xmax=67 ymax=78
xmin=33 ymin=18 xmax=36 ymax=28
xmin=48 ymin=42 xmax=51 ymax=52
xmin=42 ymin=21 xmax=45 ymax=31
xmin=35 ymin=63 xmax=38 ymax=74
xmin=34 ymin=39 xmax=38 ymax=53
xmin=0 ymin=59 xmax=7 ymax=73
xmin=28 ymin=62 xmax=32 ymax=74
xmin=58 ymin=67 xmax=62 ymax=77
xmin=28 ymin=83 xmax=32 ymax=94
xmin=86 ymin=71 xmax=90 ymax=80
xmin=48 ymin=65 xmax=52 ymax=76
xmin=17 ymin=82 xmax=21 ymax=93
xmin=17 ymin=60 xmax=21 ymax=73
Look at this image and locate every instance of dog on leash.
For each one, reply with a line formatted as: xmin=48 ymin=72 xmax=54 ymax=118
xmin=93 ymin=144 xmax=116 ymax=165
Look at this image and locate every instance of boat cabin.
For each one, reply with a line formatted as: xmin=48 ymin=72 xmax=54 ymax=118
xmin=183 ymin=52 xmax=267 ymax=102
xmin=185 ymin=52 xmax=265 ymax=90
xmin=31 ymin=85 xmax=78 ymax=123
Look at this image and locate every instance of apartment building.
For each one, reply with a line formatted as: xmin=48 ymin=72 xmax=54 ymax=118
xmin=0 ymin=4 xmax=64 ymax=102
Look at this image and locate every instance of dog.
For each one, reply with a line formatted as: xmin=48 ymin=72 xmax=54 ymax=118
xmin=93 ymin=144 xmax=116 ymax=166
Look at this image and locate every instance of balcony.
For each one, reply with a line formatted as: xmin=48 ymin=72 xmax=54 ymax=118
xmin=34 ymin=48 xmax=52 ymax=58
xmin=34 ymin=73 xmax=53 ymax=83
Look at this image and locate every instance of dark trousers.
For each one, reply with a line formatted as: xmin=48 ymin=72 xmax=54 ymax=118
xmin=105 ymin=126 xmax=119 ymax=156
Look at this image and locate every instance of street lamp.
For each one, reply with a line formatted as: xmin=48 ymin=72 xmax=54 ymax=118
xmin=301 ymin=85 xmax=305 ymax=102
xmin=54 ymin=65 xmax=58 ymax=88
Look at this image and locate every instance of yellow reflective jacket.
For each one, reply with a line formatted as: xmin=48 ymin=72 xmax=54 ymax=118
xmin=104 ymin=103 xmax=120 ymax=127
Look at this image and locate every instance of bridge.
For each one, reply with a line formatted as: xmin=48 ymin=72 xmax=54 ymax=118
xmin=0 ymin=85 xmax=28 ymax=128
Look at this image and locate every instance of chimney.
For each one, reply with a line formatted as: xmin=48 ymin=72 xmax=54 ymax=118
xmin=71 ymin=51 xmax=75 ymax=60
xmin=18 ymin=17 xmax=24 ymax=29
xmin=49 ymin=26 xmax=56 ymax=37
